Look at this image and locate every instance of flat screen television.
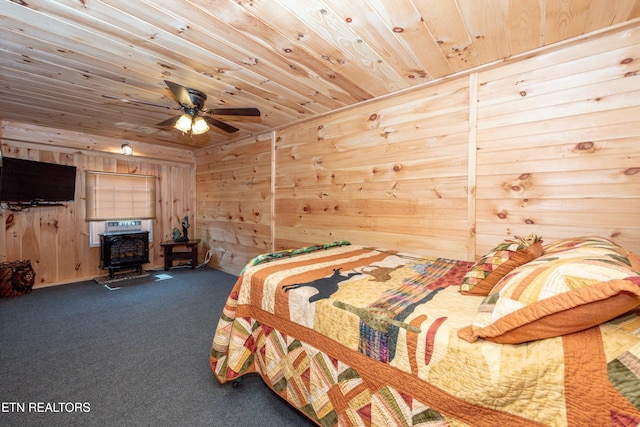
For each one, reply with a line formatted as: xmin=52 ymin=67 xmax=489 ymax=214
xmin=0 ymin=157 xmax=77 ymax=203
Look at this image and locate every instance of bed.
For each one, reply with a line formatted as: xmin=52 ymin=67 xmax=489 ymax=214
xmin=210 ymin=236 xmax=640 ymax=426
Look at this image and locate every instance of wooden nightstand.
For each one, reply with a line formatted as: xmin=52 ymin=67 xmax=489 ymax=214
xmin=160 ymin=239 xmax=201 ymax=271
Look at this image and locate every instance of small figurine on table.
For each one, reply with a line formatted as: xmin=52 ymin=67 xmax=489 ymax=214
xmin=172 ymin=215 xmax=190 ymax=242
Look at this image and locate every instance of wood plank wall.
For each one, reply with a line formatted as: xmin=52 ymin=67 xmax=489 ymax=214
xmin=196 ymin=22 xmax=640 ymax=276
xmin=474 ymin=24 xmax=640 ymax=254
xmin=195 ymin=133 xmax=273 ymax=274
xmin=275 ymin=77 xmax=472 ymax=259
xmin=0 ymin=123 xmax=195 ymax=287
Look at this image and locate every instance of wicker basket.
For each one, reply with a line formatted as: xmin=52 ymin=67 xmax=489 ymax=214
xmin=0 ymin=260 xmax=35 ymax=298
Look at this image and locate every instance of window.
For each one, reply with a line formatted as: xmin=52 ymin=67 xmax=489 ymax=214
xmin=85 ymin=171 xmax=156 ymax=221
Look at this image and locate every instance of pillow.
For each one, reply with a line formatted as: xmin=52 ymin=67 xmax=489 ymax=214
xmin=542 ymin=235 xmax=623 ymax=255
xmin=460 ymin=234 xmax=543 ymax=296
xmin=543 ymin=237 xmax=640 ymax=271
xmin=458 ymin=240 xmax=640 ymax=344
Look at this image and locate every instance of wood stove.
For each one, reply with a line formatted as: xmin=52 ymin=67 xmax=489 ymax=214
xmin=100 ymin=231 xmax=149 ymax=278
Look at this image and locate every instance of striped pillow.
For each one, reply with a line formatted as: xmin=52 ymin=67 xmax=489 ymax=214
xmin=460 ymin=234 xmax=543 ymax=296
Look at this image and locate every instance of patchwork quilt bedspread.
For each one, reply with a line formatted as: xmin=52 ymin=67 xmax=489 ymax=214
xmin=210 ymin=243 xmax=640 ymax=426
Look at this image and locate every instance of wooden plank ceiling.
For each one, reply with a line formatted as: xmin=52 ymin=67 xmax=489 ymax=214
xmin=1 ymin=0 xmax=639 ymax=150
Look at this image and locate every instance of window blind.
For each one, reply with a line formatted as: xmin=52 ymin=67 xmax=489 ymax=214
xmin=85 ymin=171 xmax=156 ymax=221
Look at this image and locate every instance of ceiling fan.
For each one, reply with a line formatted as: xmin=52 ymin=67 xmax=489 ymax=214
xmin=156 ymin=80 xmax=260 ymax=135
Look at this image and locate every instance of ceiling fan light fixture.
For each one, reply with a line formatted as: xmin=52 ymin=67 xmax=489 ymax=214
xmin=191 ymin=116 xmax=210 ymax=135
xmin=159 ymin=81 xmax=259 ymax=134
xmin=174 ymin=114 xmax=193 ymax=133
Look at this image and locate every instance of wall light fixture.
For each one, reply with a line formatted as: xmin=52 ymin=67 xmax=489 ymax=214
xmin=121 ymin=142 xmax=133 ymax=156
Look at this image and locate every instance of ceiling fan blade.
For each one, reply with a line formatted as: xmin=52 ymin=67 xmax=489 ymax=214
xmin=204 ymin=116 xmax=239 ymax=133
xmin=156 ymin=116 xmax=180 ymax=127
xmin=164 ymin=80 xmax=194 ymax=108
xmin=209 ymin=107 xmax=261 ymax=117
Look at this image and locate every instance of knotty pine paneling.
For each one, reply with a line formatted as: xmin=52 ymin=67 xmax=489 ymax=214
xmin=4 ymin=0 xmax=640 ymax=148
xmin=0 ymin=133 xmax=195 ymax=287
xmin=274 ymin=77 xmax=472 ymax=261
xmin=475 ymin=23 xmax=640 ymax=255
xmin=195 ymin=134 xmax=273 ymax=274
xmin=195 ymin=22 xmax=640 ymax=276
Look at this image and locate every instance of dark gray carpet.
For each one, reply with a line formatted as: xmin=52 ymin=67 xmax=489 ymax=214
xmin=0 ymin=267 xmax=315 ymax=426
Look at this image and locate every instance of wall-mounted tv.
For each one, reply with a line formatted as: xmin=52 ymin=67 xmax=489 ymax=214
xmin=0 ymin=157 xmax=77 ymax=204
